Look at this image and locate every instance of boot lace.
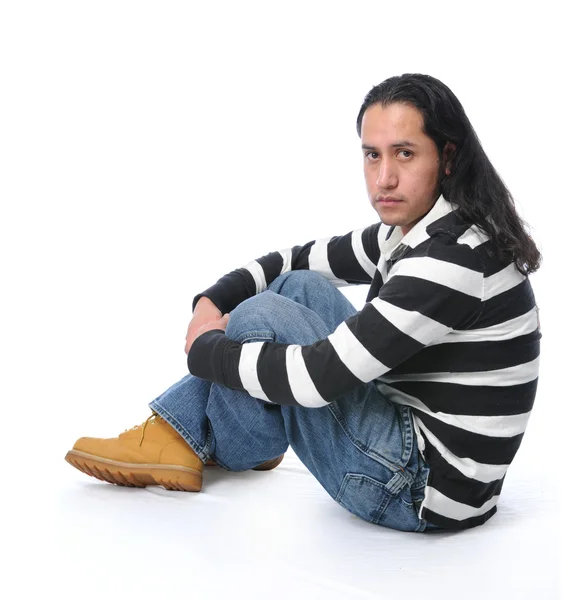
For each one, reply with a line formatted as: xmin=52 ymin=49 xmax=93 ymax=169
xmin=124 ymin=412 xmax=160 ymax=447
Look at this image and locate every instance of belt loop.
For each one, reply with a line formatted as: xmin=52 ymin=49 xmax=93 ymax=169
xmin=384 ymin=470 xmax=412 ymax=496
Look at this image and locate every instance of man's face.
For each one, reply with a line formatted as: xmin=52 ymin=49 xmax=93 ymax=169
xmin=361 ymin=102 xmax=444 ymax=235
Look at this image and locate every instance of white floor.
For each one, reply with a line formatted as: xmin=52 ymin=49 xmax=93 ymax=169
xmin=9 ymin=411 xmax=560 ymax=599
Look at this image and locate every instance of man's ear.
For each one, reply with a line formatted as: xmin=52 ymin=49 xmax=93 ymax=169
xmin=443 ymin=142 xmax=456 ymax=176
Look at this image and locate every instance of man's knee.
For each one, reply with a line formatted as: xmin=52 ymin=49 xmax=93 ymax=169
xmin=226 ymin=271 xmax=333 ymax=339
xmin=225 ymin=291 xmax=282 ymax=340
xmin=233 ymin=290 xmax=282 ymax=315
xmin=277 ymin=269 xmax=329 ymax=285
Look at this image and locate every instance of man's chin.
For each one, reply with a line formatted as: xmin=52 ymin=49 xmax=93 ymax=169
xmin=373 ymin=206 xmax=406 ymax=227
xmin=377 ymin=214 xmax=405 ymax=228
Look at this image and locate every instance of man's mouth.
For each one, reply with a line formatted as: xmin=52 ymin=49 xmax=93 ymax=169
xmin=377 ymin=196 xmax=403 ymax=205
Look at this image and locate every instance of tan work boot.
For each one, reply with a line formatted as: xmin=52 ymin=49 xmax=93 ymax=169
xmin=65 ymin=412 xmax=285 ymax=491
xmin=65 ymin=412 xmax=204 ymax=491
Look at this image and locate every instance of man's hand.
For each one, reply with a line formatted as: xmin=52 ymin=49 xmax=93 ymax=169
xmin=185 ymin=296 xmax=229 ymax=354
xmin=186 ymin=313 xmax=230 ymax=352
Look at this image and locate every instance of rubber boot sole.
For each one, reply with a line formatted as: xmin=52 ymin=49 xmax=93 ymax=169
xmin=206 ymin=454 xmax=284 ymax=471
xmin=64 ymin=449 xmax=202 ymax=492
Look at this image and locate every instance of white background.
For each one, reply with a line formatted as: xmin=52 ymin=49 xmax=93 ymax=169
xmin=1 ymin=1 xmax=580 ymax=598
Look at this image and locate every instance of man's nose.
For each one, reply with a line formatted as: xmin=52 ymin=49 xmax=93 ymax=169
xmin=376 ymin=160 xmax=398 ymax=188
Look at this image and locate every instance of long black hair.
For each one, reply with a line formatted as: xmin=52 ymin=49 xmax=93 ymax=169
xmin=356 ymin=74 xmax=541 ymax=275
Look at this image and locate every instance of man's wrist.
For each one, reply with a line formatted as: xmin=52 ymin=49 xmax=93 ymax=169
xmin=195 ymin=295 xmax=221 ymax=314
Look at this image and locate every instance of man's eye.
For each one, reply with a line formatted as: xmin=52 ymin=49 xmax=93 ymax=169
xmin=399 ymin=150 xmax=412 ymax=158
xmin=366 ymin=151 xmax=379 ymax=159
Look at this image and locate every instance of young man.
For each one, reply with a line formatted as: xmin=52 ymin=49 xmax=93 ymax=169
xmin=65 ymin=74 xmax=541 ymax=532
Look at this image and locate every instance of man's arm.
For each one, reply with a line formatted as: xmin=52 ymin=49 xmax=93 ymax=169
xmin=191 ymin=221 xmax=389 ymax=315
xmin=184 ymin=296 xmax=224 ymax=354
xmin=187 ymin=239 xmax=484 ymax=407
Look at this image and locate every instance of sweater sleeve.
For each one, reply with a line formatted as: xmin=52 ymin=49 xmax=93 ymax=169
xmin=191 ymin=222 xmax=386 ymax=314
xmin=187 ymin=240 xmax=485 ymax=407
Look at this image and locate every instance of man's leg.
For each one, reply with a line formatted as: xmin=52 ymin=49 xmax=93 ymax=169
xmin=151 ymin=271 xmax=432 ymax=532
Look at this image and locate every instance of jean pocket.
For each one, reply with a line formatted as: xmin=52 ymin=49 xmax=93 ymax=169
xmin=335 ymin=473 xmax=391 ymax=525
xmin=328 ymin=385 xmax=414 ymax=471
xmin=335 ymin=472 xmax=424 ymax=532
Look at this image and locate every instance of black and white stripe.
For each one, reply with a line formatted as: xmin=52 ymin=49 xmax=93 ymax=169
xmin=191 ymin=222 xmax=384 ymax=313
xmin=188 ymin=196 xmax=540 ymax=530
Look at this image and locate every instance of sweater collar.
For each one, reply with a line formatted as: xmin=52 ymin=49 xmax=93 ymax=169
xmin=381 ymin=195 xmax=455 ymax=256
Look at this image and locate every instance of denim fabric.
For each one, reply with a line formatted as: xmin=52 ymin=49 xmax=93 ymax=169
xmin=149 ymin=270 xmax=441 ymax=533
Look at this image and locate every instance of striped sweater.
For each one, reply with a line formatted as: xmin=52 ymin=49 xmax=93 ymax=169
xmin=187 ymin=195 xmax=541 ymax=529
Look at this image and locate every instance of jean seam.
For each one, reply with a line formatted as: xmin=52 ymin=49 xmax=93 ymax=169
xmin=398 ymin=405 xmax=414 ymax=469
xmin=205 ymin=420 xmax=235 ymax=471
xmin=234 ymin=331 xmax=274 ymax=344
xmin=411 ymin=464 xmax=429 ymax=494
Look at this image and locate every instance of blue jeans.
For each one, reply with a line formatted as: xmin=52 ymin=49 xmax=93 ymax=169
xmin=150 ymin=270 xmax=439 ymax=533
